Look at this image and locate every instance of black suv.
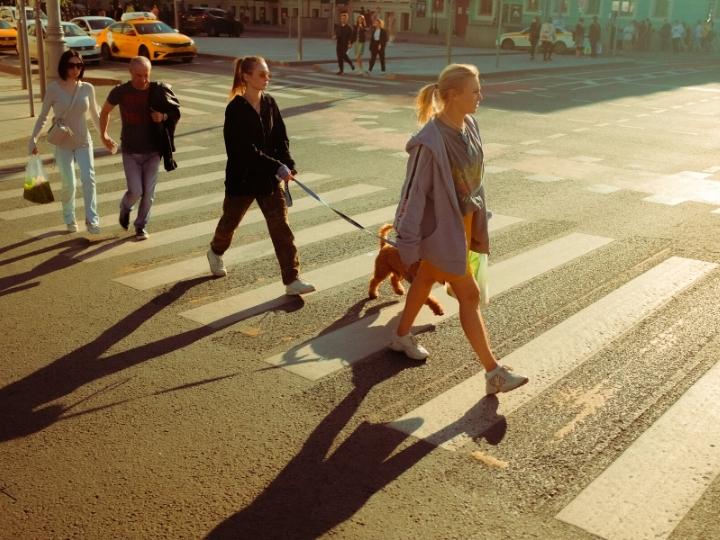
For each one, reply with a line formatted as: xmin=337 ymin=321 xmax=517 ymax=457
xmin=181 ymin=7 xmax=242 ymax=37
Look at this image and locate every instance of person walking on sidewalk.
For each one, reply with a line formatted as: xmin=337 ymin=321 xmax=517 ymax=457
xmin=334 ymin=12 xmax=355 ymax=75
xmin=206 ymin=56 xmax=315 ymax=296
xmin=100 ymin=56 xmax=179 ymax=240
xmin=368 ymin=18 xmax=389 ymax=73
xmin=529 ymin=16 xmax=540 ymax=60
xmin=352 ymin=14 xmax=368 ymax=73
xmin=589 ymin=16 xmax=601 ymax=57
xmin=540 ymin=18 xmax=556 ymax=61
xmin=28 ymin=50 xmax=113 ymax=234
xmin=389 ymin=63 xmax=529 ymax=395
xmin=671 ymin=20 xmax=685 ymax=53
xmin=574 ymin=18 xmax=585 ymax=57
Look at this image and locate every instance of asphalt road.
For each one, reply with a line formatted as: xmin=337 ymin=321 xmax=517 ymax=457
xmin=1 ymin=56 xmax=720 ymax=539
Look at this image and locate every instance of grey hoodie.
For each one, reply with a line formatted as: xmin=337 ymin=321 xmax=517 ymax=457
xmin=394 ymin=115 xmax=489 ymax=276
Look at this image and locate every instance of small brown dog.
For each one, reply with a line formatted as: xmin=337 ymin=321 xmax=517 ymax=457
xmin=368 ymin=224 xmax=444 ymax=316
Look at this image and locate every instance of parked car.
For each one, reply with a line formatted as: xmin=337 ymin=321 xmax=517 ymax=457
xmin=497 ymin=26 xmax=574 ymax=54
xmin=25 ymin=21 xmax=101 ymax=64
xmin=180 ymin=7 xmax=241 ymax=37
xmin=0 ymin=6 xmax=47 ymax=28
xmin=0 ymin=20 xmax=17 ymax=49
xmin=71 ymin=16 xmax=115 ymax=36
xmin=96 ymin=18 xmax=196 ymax=63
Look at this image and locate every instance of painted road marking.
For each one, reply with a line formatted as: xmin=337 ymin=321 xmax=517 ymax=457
xmin=556 ymin=361 xmax=720 ymax=540
xmin=389 ymin=256 xmax=716 ymax=451
xmin=261 ymin=233 xmax=612 ymax=382
xmin=114 ymin=205 xmax=398 ymax=290
xmin=180 ymin=214 xmax=524 ymax=327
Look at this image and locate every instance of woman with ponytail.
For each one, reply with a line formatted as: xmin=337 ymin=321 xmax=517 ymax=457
xmin=206 ymin=56 xmax=315 ymax=296
xmin=390 ymin=63 xmax=528 ymax=395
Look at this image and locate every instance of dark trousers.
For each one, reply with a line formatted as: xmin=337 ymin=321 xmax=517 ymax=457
xmin=590 ymin=39 xmax=598 ymax=56
xmin=336 ymin=44 xmax=354 ymax=72
xmin=369 ymin=46 xmax=385 ymax=71
xmin=530 ymin=40 xmax=538 ymax=58
xmin=542 ymin=41 xmax=553 ymax=60
xmin=210 ymin=188 xmax=299 ymax=285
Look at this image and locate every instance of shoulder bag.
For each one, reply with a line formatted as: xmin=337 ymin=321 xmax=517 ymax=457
xmin=46 ymin=83 xmax=80 ymax=146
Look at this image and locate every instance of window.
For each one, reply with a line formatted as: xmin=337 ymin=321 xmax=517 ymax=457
xmin=612 ymin=0 xmax=636 ymax=14
xmin=478 ymin=0 xmax=492 ymax=16
xmin=584 ymin=0 xmax=601 ymax=15
xmin=416 ymin=1 xmax=427 ymax=18
xmin=526 ymin=0 xmax=540 ymax=11
xmin=554 ymin=0 xmax=568 ymax=14
xmin=653 ymin=0 xmax=669 ymax=18
xmin=433 ymin=0 xmax=445 ymax=13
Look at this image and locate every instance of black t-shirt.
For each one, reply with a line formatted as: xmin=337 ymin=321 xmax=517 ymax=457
xmin=107 ymin=82 xmax=159 ymax=154
xmin=335 ymin=24 xmax=353 ymax=47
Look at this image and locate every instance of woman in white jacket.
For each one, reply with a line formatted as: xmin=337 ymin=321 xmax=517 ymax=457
xmin=390 ymin=64 xmax=528 ymax=395
xmin=29 ymin=50 xmax=114 ymax=233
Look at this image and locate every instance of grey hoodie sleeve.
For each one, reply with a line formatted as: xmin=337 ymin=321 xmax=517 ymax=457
xmin=393 ymin=144 xmax=434 ymax=268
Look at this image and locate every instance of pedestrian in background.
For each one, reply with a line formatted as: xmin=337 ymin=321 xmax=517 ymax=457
xmin=368 ymin=18 xmax=388 ymax=72
xmin=529 ymin=16 xmax=540 ymax=60
xmin=353 ymin=14 xmax=367 ymax=73
xmin=334 ymin=12 xmax=354 ymax=75
xmin=100 ymin=56 xmax=179 ymax=240
xmin=589 ymin=16 xmax=601 ymax=57
xmin=574 ymin=17 xmax=585 ymax=57
xmin=540 ymin=18 xmax=555 ymax=61
xmin=28 ymin=50 xmax=113 ymax=234
xmin=671 ymin=20 xmax=684 ymax=53
xmin=390 ymin=63 xmax=529 ymax=395
xmin=660 ymin=19 xmax=671 ymax=51
xmin=206 ymin=56 xmax=315 ymax=296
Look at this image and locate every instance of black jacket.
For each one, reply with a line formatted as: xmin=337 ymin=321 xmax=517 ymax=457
xmin=369 ymin=28 xmax=388 ymax=52
xmin=224 ymin=93 xmax=294 ymax=197
xmin=149 ymin=82 xmax=181 ymax=172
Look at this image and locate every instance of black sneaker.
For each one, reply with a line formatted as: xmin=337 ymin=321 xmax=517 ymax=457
xmin=119 ymin=209 xmax=130 ymax=230
xmin=135 ymin=228 xmax=149 ymax=241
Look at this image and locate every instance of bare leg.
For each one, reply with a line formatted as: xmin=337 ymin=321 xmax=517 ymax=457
xmin=396 ymin=263 xmax=435 ymax=336
xmin=449 ymin=274 xmax=498 ymax=372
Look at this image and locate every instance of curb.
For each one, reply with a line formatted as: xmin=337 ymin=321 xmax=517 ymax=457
xmin=0 ymin=59 xmax=121 ymax=85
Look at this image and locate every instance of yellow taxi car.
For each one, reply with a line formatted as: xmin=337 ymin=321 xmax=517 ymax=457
xmin=96 ymin=18 xmax=196 ymax=63
xmin=0 ymin=20 xmax=17 ymax=49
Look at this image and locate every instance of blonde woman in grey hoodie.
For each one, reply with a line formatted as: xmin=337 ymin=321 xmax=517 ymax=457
xmin=390 ymin=63 xmax=528 ymax=395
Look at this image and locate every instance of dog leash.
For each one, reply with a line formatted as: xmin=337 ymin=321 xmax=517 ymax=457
xmin=280 ymin=176 xmax=398 ymax=248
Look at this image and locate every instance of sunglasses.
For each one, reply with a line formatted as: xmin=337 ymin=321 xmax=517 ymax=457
xmin=68 ymin=62 xmax=84 ymax=68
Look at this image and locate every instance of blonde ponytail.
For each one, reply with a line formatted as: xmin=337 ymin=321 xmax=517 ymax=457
xmin=415 ymin=63 xmax=480 ymax=126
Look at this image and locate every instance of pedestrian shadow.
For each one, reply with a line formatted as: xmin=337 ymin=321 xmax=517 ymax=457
xmin=206 ymin=356 xmax=506 ymax=539
xmin=0 ymin=275 xmax=224 ymax=442
xmin=0 ymin=232 xmax=65 ymax=257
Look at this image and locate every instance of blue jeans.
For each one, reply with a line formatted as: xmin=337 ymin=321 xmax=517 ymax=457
xmin=54 ymin=144 xmax=98 ymax=226
xmin=120 ymin=152 xmax=160 ymax=229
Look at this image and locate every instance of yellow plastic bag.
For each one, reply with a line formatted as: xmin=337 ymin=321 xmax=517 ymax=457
xmin=23 ymin=156 xmax=54 ymax=204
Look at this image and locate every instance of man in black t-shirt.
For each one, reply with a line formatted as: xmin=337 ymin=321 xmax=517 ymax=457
xmin=100 ymin=56 xmax=171 ymax=240
xmin=334 ymin=12 xmax=354 ymax=75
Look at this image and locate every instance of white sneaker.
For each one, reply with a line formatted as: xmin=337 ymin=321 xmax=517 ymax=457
xmin=86 ymin=222 xmax=101 ymax=235
xmin=389 ymin=332 xmax=429 ymax=360
xmin=66 ymin=222 xmax=78 ymax=233
xmin=485 ymin=365 xmax=529 ymax=395
xmin=206 ymin=248 xmax=227 ymax=277
xmin=285 ymin=278 xmax=316 ymax=295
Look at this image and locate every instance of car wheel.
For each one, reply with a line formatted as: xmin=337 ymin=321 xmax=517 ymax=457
xmin=101 ymin=43 xmax=112 ymax=60
xmin=182 ymin=56 xmax=193 ymax=63
xmin=139 ymin=45 xmax=150 ymax=60
xmin=501 ymin=39 xmax=515 ymax=50
xmin=553 ymin=41 xmax=567 ymax=54
xmin=208 ymin=24 xmax=217 ymax=37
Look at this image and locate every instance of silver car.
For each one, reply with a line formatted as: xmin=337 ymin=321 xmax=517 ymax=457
xmin=71 ymin=16 xmax=116 ymax=37
xmin=25 ymin=21 xmax=101 ymax=64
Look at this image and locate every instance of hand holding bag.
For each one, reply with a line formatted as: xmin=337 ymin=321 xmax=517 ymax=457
xmin=23 ymin=155 xmax=54 ymax=204
xmin=46 ymin=83 xmax=79 ymax=146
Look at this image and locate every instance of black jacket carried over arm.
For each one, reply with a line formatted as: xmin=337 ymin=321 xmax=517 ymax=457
xmin=149 ymin=82 xmax=181 ymax=172
xmin=224 ymin=93 xmax=295 ymax=197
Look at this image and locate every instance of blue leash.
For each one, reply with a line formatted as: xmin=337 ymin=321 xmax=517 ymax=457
xmin=281 ymin=176 xmax=398 ymax=248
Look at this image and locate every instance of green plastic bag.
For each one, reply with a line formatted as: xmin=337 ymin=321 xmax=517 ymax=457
xmin=446 ymin=250 xmax=489 ymax=306
xmin=23 ymin=156 xmax=54 ymax=204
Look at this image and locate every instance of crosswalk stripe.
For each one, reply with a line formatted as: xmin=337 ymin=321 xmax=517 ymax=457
xmin=113 ymin=205 xmax=398 ymax=291
xmin=389 ymin=256 xmax=716 ymax=451
xmin=309 ymin=71 xmax=402 ymax=86
xmin=285 ymin=74 xmax=380 ymax=90
xmin=0 ymin=146 xmax=207 ymax=201
xmin=25 ymin=172 xmax=332 ymax=237
xmin=178 ymin=94 xmax=228 ymax=108
xmin=76 ymin=183 xmax=382 ymax=261
xmin=261 ymin=233 xmax=613 ymax=382
xmin=556 ymin=361 xmax=720 ymax=540
xmin=180 ymin=214 xmax=524 ymax=327
xmin=184 ymin=86 xmax=304 ymax=101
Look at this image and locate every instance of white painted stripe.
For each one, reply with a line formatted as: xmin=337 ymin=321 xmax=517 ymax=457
xmin=642 ymin=194 xmax=685 ymax=206
xmin=527 ymin=174 xmax=562 ymax=183
xmin=26 ymin=172 xmax=332 ymax=237
xmin=307 ymin=71 xmax=402 ymax=86
xmin=704 ymin=165 xmax=720 ymax=174
xmin=285 ymin=74 xmax=379 ymax=89
xmin=0 ymin=146 xmax=207 ymax=201
xmin=180 ymin=214 xmax=524 ymax=327
xmin=556 ymin=361 xmax=720 ymax=540
xmin=587 ymin=184 xmax=621 ymax=194
xmin=520 ymin=140 xmax=540 ymax=145
xmin=262 ymin=233 xmax=613 ymax=382
xmin=114 ymin=205 xmax=398 ymax=290
xmin=547 ymin=133 xmax=566 ymax=139
xmin=179 ymin=106 xmax=208 ymax=116
xmin=77 ymin=183 xmax=381 ymax=261
xmin=177 ymin=94 xmax=228 ymax=108
xmin=390 ymin=256 xmax=715 ymax=451
xmin=356 ymin=146 xmax=380 ymax=152
xmin=391 ymin=151 xmax=407 ymax=159
xmin=524 ymin=149 xmax=552 ymax=156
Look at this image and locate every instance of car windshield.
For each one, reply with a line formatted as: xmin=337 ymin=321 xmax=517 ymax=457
xmin=134 ymin=21 xmax=175 ymax=34
xmin=88 ymin=19 xmax=113 ymax=30
xmin=61 ymin=23 xmax=87 ymax=37
xmin=0 ymin=20 xmax=11 ymax=29
xmin=25 ymin=8 xmax=47 ymax=19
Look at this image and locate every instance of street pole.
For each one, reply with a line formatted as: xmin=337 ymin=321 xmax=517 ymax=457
xmin=445 ymin=0 xmax=453 ymax=64
xmin=18 ymin=0 xmax=34 ymax=116
xmin=173 ymin=0 xmax=179 ymax=30
xmin=297 ymin=0 xmax=302 ymax=60
xmin=494 ymin=0 xmax=503 ymax=68
xmin=44 ymin=0 xmax=65 ymax=84
xmin=35 ymin=2 xmax=46 ymax=99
